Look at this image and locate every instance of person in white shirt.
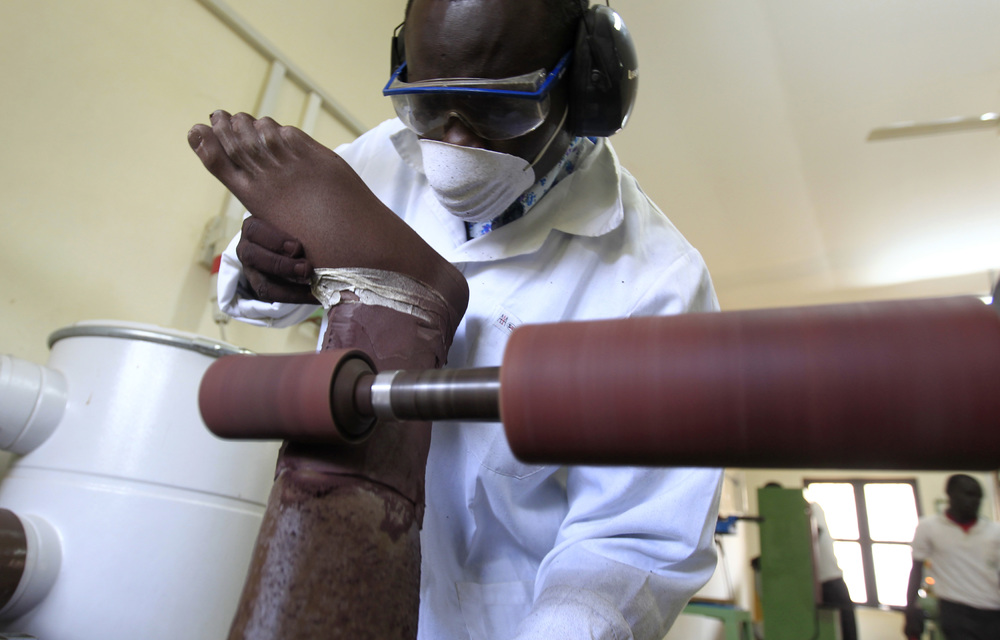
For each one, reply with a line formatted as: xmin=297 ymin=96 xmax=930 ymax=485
xmin=905 ymin=474 xmax=1000 ymax=640
xmin=194 ymin=0 xmax=724 ymax=637
xmin=810 ymin=502 xmax=857 ymax=640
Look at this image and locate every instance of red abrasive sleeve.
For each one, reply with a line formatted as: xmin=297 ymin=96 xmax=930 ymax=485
xmin=499 ymin=297 xmax=1000 ymax=469
xmin=199 ymin=349 xmax=375 ymax=444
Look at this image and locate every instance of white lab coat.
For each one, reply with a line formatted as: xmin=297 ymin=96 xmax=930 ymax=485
xmin=811 ymin=502 xmax=845 ymax=583
xmin=218 ymin=118 xmax=724 ymax=640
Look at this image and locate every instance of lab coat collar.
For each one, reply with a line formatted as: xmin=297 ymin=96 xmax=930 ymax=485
xmin=390 ymin=126 xmax=625 ymax=264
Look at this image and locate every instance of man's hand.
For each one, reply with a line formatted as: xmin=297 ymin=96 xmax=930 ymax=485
xmin=903 ymin=606 xmax=924 ymax=639
xmin=236 ymin=216 xmax=317 ymax=304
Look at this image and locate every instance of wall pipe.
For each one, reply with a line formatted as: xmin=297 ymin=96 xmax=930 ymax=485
xmin=194 ymin=0 xmax=370 ymax=274
xmin=193 ymin=0 xmax=367 ymax=137
xmin=216 ymin=58 xmax=289 ymax=256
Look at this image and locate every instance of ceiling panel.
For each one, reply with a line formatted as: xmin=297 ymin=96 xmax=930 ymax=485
xmin=613 ymin=0 xmax=1000 ymax=309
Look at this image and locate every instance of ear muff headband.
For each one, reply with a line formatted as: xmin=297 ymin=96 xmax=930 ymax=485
xmin=390 ymin=4 xmax=638 ymax=138
xmin=391 ymin=22 xmax=406 ymax=74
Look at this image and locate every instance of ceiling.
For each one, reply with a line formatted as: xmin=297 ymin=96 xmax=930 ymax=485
xmin=608 ymin=0 xmax=1000 ymax=309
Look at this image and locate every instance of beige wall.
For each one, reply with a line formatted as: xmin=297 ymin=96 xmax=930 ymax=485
xmin=1 ymin=0 xmax=402 ymax=364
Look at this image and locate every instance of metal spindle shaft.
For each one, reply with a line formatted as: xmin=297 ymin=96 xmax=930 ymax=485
xmin=368 ymin=367 xmax=501 ymax=422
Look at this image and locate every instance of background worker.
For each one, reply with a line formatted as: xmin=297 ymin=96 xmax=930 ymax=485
xmin=213 ymin=0 xmax=724 ymax=637
xmin=905 ymin=474 xmax=1000 ymax=640
xmin=811 ymin=501 xmax=858 ymax=640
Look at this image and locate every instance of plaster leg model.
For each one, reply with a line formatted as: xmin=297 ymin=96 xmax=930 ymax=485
xmin=189 ymin=112 xmax=468 ymax=639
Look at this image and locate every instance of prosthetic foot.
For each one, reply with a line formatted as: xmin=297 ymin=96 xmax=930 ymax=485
xmin=188 ymin=110 xmax=468 ymax=328
xmin=189 ymin=113 xmax=469 ymax=639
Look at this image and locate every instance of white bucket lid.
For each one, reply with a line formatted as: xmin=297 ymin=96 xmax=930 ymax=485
xmin=47 ymin=320 xmax=253 ymax=358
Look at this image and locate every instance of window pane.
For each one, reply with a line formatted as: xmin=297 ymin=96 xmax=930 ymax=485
xmin=833 ymin=541 xmax=867 ymax=603
xmin=872 ymin=543 xmax=913 ymax=607
xmin=805 ymin=483 xmax=859 ymax=539
xmin=865 ymin=483 xmax=919 ymax=542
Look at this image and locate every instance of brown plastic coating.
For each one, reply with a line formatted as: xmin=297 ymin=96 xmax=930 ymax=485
xmin=199 ymin=349 xmax=376 ymax=444
xmin=500 ymin=297 xmax=1000 ymax=469
xmin=227 ymin=301 xmax=464 ymax=640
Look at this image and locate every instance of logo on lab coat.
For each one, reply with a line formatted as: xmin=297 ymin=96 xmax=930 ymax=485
xmin=492 ymin=308 xmax=523 ymax=335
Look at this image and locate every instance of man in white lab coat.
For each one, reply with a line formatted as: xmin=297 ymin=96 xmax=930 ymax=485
xmin=204 ymin=0 xmax=723 ymax=637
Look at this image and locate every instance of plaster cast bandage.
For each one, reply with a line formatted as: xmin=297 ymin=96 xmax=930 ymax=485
xmin=312 ymin=267 xmax=459 ymax=366
xmin=311 ymin=267 xmax=450 ymax=324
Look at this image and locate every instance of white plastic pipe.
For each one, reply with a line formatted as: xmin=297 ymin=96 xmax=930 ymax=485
xmin=0 ymin=355 xmax=67 ymax=455
xmin=0 ymin=511 xmax=61 ymax=621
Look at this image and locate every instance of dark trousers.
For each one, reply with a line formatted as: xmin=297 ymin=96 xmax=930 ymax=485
xmin=939 ymin=599 xmax=1000 ymax=640
xmin=821 ymin=578 xmax=857 ymax=640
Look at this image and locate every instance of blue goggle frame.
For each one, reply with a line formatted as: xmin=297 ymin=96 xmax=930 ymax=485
xmin=382 ymin=52 xmax=572 ymax=140
xmin=383 ymin=50 xmax=572 ymax=100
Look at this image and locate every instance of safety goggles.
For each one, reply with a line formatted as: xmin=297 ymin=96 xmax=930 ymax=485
xmin=383 ymin=51 xmax=571 ymax=141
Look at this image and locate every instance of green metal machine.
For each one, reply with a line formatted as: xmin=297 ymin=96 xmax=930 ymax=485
xmin=757 ymin=487 xmax=840 ymax=640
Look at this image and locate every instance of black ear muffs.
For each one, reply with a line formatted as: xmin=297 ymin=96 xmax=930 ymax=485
xmin=390 ymin=5 xmax=639 ymax=138
xmin=568 ymin=5 xmax=639 ymax=137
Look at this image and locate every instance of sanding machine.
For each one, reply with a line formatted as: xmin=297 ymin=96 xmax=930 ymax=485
xmin=201 ymin=295 xmax=1000 ymax=470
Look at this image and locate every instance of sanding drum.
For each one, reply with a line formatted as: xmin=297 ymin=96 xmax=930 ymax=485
xmin=199 ymin=348 xmax=377 ymax=444
xmin=501 ymin=296 xmax=1000 ymax=469
xmin=200 ymin=296 xmax=1000 ymax=470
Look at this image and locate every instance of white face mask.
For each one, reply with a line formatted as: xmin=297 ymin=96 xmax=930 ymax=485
xmin=419 ymin=108 xmax=568 ymax=224
xmin=419 ymin=141 xmax=535 ymax=223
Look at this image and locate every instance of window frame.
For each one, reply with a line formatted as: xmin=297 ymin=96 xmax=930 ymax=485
xmin=804 ymin=477 xmax=922 ymax=608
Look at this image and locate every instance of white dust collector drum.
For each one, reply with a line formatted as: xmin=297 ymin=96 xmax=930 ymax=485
xmin=0 ymin=321 xmax=280 ymax=639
